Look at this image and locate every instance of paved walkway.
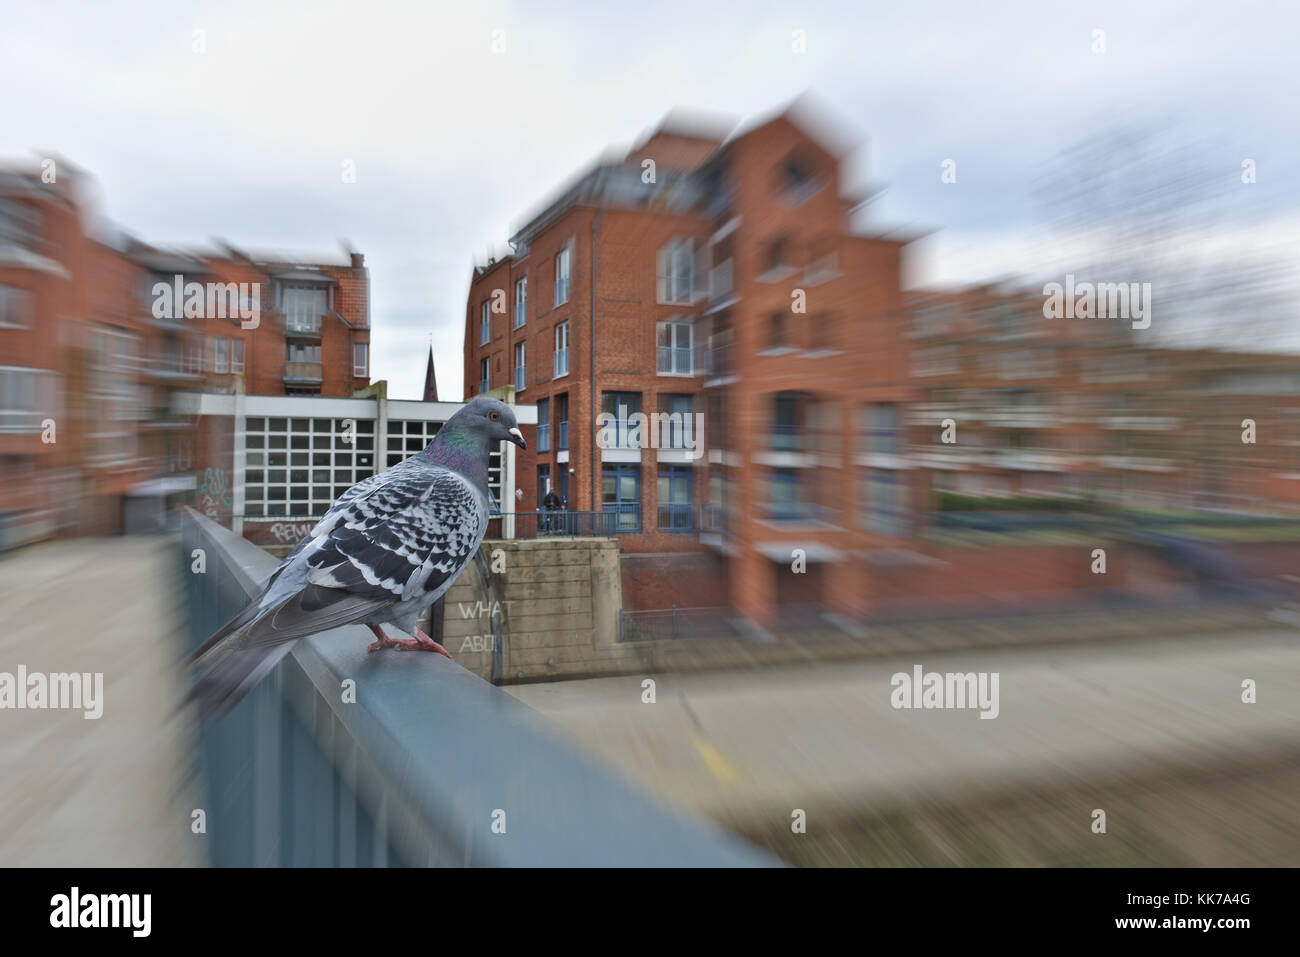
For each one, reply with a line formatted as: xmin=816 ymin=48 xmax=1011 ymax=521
xmin=0 ymin=537 xmax=200 ymax=866
xmin=508 ymin=628 xmax=1300 ymax=828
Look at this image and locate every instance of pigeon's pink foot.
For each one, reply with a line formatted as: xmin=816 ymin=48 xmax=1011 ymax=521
xmin=366 ymin=624 xmax=453 ymax=658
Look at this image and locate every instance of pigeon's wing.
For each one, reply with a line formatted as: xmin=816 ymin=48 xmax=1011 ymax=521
xmin=188 ymin=463 xmax=480 ymax=717
xmin=302 ymin=465 xmax=485 ymax=608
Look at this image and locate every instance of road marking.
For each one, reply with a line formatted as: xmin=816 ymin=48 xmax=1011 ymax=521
xmin=691 ymin=734 xmax=738 ymax=782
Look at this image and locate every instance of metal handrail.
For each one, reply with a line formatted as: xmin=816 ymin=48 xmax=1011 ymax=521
xmin=180 ymin=507 xmax=775 ymax=866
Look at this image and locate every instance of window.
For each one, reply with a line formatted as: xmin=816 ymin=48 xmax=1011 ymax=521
xmin=657 ymin=465 xmax=693 ymax=530
xmin=0 ymin=285 xmax=34 ymax=329
xmin=554 ymin=246 xmax=570 ymax=306
xmin=353 ymin=343 xmax=368 ymax=377
xmin=514 ymin=342 xmax=526 ymax=391
xmin=480 ymin=300 xmax=490 ymax=345
xmin=282 ymin=285 xmax=326 ymax=333
xmin=657 ymin=238 xmax=694 ymax=304
xmin=386 ymin=418 xmax=440 ymax=469
xmin=656 ymin=321 xmax=693 ymax=375
xmin=242 ymin=415 xmax=376 ymax=518
xmin=864 ymin=403 xmax=902 ymax=454
xmin=912 ymin=345 xmax=958 ymax=377
xmin=231 ymin=339 xmax=245 ymax=374
xmin=479 ymin=357 xmax=489 ymax=393
xmin=184 ymin=336 xmax=205 ymax=374
xmin=514 ymin=276 xmax=527 ymax=328
xmin=213 ymin=337 xmax=229 ymax=373
xmin=0 ymin=366 xmax=57 ymax=433
xmin=537 ymin=465 xmax=551 ymax=508
xmin=771 ymin=392 xmax=802 ymax=451
xmin=287 ymin=343 xmax=321 ymax=363
xmin=862 ymin=470 xmax=906 ymax=536
xmin=536 ymin=398 xmax=550 ymax=452
xmin=554 ymin=321 xmax=570 ymax=378
xmin=601 ymin=392 xmax=641 ymax=449
xmin=763 ymin=237 xmax=790 ymax=274
xmin=657 ymin=394 xmax=693 ymax=449
xmin=766 ymin=468 xmax=809 ymax=522
xmin=768 ymin=311 xmax=787 ymax=349
xmin=602 ymin=463 xmax=641 ymax=531
xmin=557 ymin=393 xmax=569 ymax=450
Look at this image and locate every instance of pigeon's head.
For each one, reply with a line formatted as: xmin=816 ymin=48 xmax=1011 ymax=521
xmin=454 ymin=396 xmax=526 ymax=450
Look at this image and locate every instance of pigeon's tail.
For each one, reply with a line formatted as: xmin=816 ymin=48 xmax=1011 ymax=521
xmin=188 ymin=638 xmax=299 ymax=718
xmin=187 ymin=585 xmax=384 ymax=718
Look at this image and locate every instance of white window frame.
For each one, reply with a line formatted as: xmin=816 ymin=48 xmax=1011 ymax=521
xmin=657 ymin=238 xmax=695 ymax=305
xmin=656 ymin=320 xmax=694 ymax=376
xmin=480 ymin=300 xmax=491 ymax=345
xmin=213 ymin=337 xmax=229 ymax=373
xmin=554 ymin=321 xmax=570 ymax=379
xmin=554 ymin=247 xmax=570 ymax=307
xmin=514 ymin=341 xmax=526 ymax=392
xmin=514 ymin=276 xmax=527 ymax=328
xmin=353 ymin=342 xmax=369 ymax=377
xmin=480 ymin=357 xmax=490 ymax=393
xmin=231 ymin=339 xmax=245 ymax=374
xmin=282 ymin=284 xmax=326 ymax=334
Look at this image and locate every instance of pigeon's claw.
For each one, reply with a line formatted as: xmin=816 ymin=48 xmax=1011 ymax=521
xmin=366 ymin=624 xmax=453 ymax=658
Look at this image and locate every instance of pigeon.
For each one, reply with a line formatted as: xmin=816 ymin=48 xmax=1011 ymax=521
xmin=188 ymin=396 xmax=526 ymax=717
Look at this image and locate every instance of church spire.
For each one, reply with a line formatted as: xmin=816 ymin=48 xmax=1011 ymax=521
xmin=421 ymin=340 xmax=439 ymax=402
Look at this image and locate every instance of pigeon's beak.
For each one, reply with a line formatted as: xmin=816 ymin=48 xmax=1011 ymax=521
xmin=507 ymin=427 xmax=526 ymax=450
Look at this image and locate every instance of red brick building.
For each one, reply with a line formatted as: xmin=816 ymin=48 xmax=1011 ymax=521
xmin=464 ymin=105 xmax=919 ymax=626
xmin=0 ymin=156 xmax=372 ymax=544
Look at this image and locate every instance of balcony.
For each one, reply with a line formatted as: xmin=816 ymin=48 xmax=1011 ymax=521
xmin=180 ymin=508 xmax=772 ymax=865
xmin=285 ymin=315 xmax=322 ymax=341
xmin=656 ymin=346 xmax=693 ymax=376
xmin=283 ymin=361 xmax=322 ymax=385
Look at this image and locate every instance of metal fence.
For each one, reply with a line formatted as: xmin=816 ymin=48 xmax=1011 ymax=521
xmin=484 ymin=510 xmax=623 ymax=539
xmin=180 ymin=507 xmax=775 ymax=866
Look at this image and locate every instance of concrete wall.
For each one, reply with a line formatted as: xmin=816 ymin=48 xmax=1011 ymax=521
xmin=439 ymin=537 xmax=637 ymax=682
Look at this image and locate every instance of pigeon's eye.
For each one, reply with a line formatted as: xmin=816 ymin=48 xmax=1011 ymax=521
xmin=489 ymin=411 xmax=500 ymax=421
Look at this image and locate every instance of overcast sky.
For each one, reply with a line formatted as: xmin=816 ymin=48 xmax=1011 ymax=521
xmin=3 ymin=0 xmax=1296 ymax=398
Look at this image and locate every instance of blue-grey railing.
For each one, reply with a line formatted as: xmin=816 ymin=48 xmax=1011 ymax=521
xmin=180 ymin=507 xmax=775 ymax=866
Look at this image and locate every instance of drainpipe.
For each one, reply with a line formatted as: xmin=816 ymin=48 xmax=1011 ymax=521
xmin=589 ymin=209 xmax=604 ymax=512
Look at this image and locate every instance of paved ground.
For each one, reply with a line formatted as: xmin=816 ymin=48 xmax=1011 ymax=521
xmin=508 ymin=628 xmax=1300 ymax=862
xmin=0 ymin=537 xmax=200 ymax=866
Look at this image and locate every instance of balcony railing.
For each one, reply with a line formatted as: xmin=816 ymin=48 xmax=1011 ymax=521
xmin=180 ymin=508 xmax=771 ymax=866
xmin=657 ymin=503 xmax=694 ymax=531
xmin=484 ymin=510 xmax=623 ymax=539
xmin=656 ymin=346 xmax=693 ymax=376
xmin=283 ymin=360 xmax=323 ymax=384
